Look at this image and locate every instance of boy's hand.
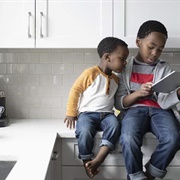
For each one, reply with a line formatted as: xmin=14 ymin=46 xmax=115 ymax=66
xmin=139 ymin=82 xmax=153 ymax=97
xmin=64 ymin=115 xmax=77 ymax=129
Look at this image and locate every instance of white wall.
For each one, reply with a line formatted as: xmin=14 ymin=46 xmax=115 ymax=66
xmin=0 ymin=48 xmax=179 ymax=119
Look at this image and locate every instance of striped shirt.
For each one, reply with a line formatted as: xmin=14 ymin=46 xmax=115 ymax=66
xmin=130 ymin=59 xmax=160 ymax=108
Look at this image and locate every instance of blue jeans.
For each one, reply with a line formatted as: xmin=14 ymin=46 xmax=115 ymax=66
xmin=120 ymin=107 xmax=180 ymax=180
xmin=75 ymin=112 xmax=120 ymax=160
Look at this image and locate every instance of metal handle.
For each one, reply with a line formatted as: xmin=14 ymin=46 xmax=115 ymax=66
xmin=51 ymin=151 xmax=59 ymax=160
xmin=40 ymin=12 xmax=44 ymax=38
xmin=28 ymin=12 xmax=31 ymax=38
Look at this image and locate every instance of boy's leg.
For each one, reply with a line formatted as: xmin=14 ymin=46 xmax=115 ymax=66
xmin=85 ymin=146 xmax=110 ymax=178
xmin=120 ymin=107 xmax=150 ymax=180
xmin=100 ymin=113 xmax=121 ymax=150
xmin=86 ymin=113 xmax=120 ymax=177
xmin=145 ymin=108 xmax=180 ymax=179
xmin=85 ymin=113 xmax=120 ymax=178
xmin=75 ymin=112 xmax=99 ymax=178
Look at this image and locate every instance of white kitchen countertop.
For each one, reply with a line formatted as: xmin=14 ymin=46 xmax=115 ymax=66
xmin=0 ymin=118 xmax=75 ymax=180
xmin=0 ymin=118 xmax=155 ymax=180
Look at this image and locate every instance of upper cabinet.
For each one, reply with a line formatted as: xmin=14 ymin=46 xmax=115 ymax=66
xmin=36 ymin=0 xmax=113 ymax=48
xmin=114 ymin=0 xmax=180 ymax=48
xmin=0 ymin=0 xmax=180 ymax=48
xmin=0 ymin=0 xmax=113 ymax=48
xmin=0 ymin=0 xmax=35 ymax=48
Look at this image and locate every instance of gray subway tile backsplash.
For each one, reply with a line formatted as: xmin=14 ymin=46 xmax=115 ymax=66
xmin=0 ymin=49 xmax=179 ymax=119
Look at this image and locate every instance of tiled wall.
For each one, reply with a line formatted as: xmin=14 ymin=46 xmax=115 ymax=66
xmin=0 ymin=48 xmax=179 ymax=119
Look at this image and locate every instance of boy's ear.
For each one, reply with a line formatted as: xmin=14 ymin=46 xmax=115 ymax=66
xmin=136 ymin=37 xmax=141 ymax=47
xmin=103 ymin=53 xmax=110 ymax=61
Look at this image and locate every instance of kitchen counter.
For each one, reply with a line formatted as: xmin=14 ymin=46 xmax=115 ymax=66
xmin=0 ymin=119 xmax=75 ymax=180
xmin=0 ymin=119 xmax=156 ymax=180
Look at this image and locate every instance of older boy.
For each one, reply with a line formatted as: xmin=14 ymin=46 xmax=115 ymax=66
xmin=115 ymin=20 xmax=180 ymax=180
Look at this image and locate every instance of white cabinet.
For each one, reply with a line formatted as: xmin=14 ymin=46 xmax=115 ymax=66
xmin=36 ymin=0 xmax=113 ymax=48
xmin=114 ymin=0 xmax=180 ymax=48
xmin=62 ymin=166 xmax=127 ymax=180
xmin=61 ymin=137 xmax=127 ymax=180
xmin=1 ymin=0 xmax=180 ymax=48
xmin=60 ymin=134 xmax=180 ymax=180
xmin=45 ymin=136 xmax=61 ymax=180
xmin=0 ymin=0 xmax=113 ymax=48
xmin=0 ymin=0 xmax=35 ymax=48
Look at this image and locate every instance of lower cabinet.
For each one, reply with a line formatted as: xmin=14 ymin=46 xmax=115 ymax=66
xmin=45 ymin=133 xmax=180 ymax=180
xmin=46 ymin=136 xmax=62 ymax=180
xmin=60 ymin=134 xmax=180 ymax=180
xmin=62 ymin=166 xmax=127 ymax=180
xmin=61 ymin=137 xmax=127 ymax=180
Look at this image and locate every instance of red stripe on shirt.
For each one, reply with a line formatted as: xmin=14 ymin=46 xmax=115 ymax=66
xmin=131 ymin=73 xmax=153 ymax=84
xmin=137 ymin=99 xmax=160 ymax=108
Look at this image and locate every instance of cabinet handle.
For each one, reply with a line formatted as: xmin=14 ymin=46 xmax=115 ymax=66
xmin=51 ymin=151 xmax=59 ymax=160
xmin=28 ymin=12 xmax=32 ymax=38
xmin=40 ymin=12 xmax=44 ymax=38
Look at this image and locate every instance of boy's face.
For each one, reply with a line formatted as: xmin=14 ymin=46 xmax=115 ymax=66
xmin=108 ymin=46 xmax=129 ymax=73
xmin=136 ymin=32 xmax=167 ymax=64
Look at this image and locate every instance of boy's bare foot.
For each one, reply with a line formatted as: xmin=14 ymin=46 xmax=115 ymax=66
xmin=83 ymin=160 xmax=94 ymax=179
xmin=83 ymin=146 xmax=110 ymax=178
xmin=85 ymin=158 xmax=101 ymax=178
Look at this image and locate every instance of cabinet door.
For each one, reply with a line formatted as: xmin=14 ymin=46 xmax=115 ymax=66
xmin=62 ymin=166 xmax=127 ymax=180
xmin=164 ymin=167 xmax=180 ymax=180
xmin=62 ymin=138 xmax=125 ymax=166
xmin=36 ymin=0 xmax=113 ymax=48
xmin=45 ymin=137 xmax=61 ymax=180
xmin=0 ymin=0 xmax=35 ymax=48
xmin=51 ymin=137 xmax=61 ymax=180
xmin=114 ymin=0 xmax=180 ymax=48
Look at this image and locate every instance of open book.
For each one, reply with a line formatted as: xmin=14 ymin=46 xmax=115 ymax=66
xmin=152 ymin=71 xmax=180 ymax=93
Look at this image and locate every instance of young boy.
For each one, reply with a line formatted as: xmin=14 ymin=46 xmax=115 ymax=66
xmin=64 ymin=37 xmax=129 ymax=179
xmin=115 ymin=20 xmax=180 ymax=180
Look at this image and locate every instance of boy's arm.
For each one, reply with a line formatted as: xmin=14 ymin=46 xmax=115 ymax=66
xmin=64 ymin=68 xmax=98 ymax=129
xmin=156 ymin=88 xmax=180 ymax=109
xmin=114 ymin=72 xmax=152 ymax=109
xmin=64 ymin=71 xmax=89 ymax=129
xmin=123 ymin=82 xmax=153 ymax=108
xmin=66 ymin=71 xmax=89 ymax=117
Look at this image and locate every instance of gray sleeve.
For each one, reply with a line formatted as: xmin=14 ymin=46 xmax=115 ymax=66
xmin=157 ymin=88 xmax=180 ymax=109
xmin=114 ymin=74 xmax=129 ymax=110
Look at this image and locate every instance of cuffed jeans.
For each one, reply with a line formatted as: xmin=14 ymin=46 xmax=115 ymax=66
xmin=75 ymin=112 xmax=120 ymax=160
xmin=120 ymin=107 xmax=180 ymax=180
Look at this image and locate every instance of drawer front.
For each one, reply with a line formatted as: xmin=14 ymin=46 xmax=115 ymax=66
xmin=62 ymin=166 xmax=180 ymax=180
xmin=62 ymin=136 xmax=180 ymax=166
xmin=62 ymin=166 xmax=127 ymax=180
xmin=164 ymin=167 xmax=180 ymax=180
xmin=61 ymin=138 xmax=124 ymax=166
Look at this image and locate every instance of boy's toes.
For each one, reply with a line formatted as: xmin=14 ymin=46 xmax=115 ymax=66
xmin=84 ymin=163 xmax=93 ymax=178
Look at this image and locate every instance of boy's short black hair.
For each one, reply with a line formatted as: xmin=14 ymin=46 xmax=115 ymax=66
xmin=137 ymin=20 xmax=168 ymax=39
xmin=97 ymin=37 xmax=128 ymax=58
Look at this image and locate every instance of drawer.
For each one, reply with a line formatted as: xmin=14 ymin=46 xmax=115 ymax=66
xmin=61 ymin=166 xmax=180 ymax=180
xmin=62 ymin=166 xmax=127 ymax=180
xmin=61 ymin=138 xmax=124 ymax=166
xmin=164 ymin=167 xmax=180 ymax=180
xmin=62 ymin=135 xmax=180 ymax=167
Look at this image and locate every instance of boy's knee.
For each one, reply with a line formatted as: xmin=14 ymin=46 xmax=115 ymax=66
xmin=161 ymin=131 xmax=180 ymax=149
xmin=120 ymin=134 xmax=137 ymax=147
